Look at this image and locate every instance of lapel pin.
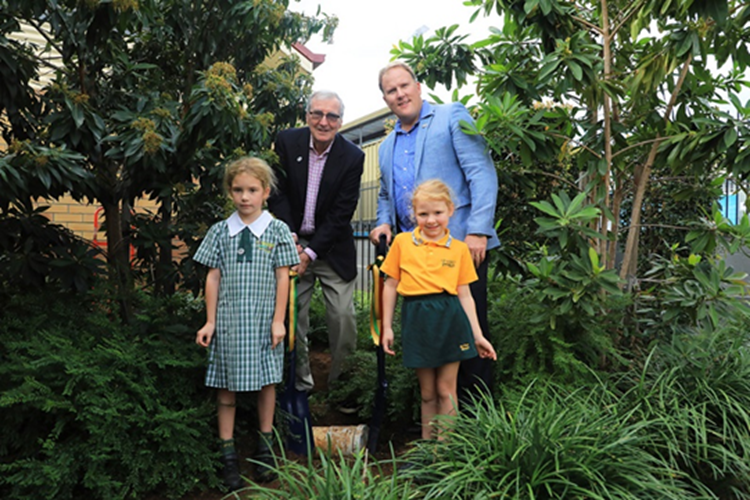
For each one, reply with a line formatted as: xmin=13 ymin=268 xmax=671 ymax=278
xmin=296 ymin=156 xmax=303 ymax=163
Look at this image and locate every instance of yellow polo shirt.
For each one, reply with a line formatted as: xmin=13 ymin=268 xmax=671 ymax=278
xmin=381 ymin=228 xmax=478 ymax=296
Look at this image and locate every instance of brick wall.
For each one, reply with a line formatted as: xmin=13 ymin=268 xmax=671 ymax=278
xmin=35 ymin=195 xmax=159 ymax=245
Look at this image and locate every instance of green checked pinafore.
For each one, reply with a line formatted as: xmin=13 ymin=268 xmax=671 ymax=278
xmin=194 ymin=216 xmax=299 ymax=392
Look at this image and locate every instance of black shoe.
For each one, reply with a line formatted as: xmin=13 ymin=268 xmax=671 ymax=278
xmin=398 ymin=460 xmax=434 ymax=485
xmin=253 ymin=451 xmax=277 ymax=482
xmin=219 ymin=452 xmax=244 ymax=491
xmin=254 ymin=434 xmax=277 ymax=483
xmin=397 ymin=460 xmax=418 ymax=474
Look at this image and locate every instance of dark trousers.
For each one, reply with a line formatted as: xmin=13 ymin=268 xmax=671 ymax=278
xmin=457 ymin=256 xmax=494 ymax=404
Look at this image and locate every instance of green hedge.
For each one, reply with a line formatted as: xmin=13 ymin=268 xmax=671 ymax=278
xmin=0 ymin=288 xmax=218 ymax=499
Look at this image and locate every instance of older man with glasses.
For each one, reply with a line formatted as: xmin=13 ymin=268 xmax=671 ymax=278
xmin=268 ymin=90 xmax=365 ymax=399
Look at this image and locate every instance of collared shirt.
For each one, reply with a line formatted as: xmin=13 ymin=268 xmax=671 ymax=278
xmin=227 ymin=211 xmax=274 ymax=263
xmin=392 ymin=101 xmax=431 ymax=232
xmin=300 ymin=136 xmax=333 ymax=236
xmin=226 ymin=210 xmax=273 ymax=238
xmin=393 ymin=125 xmax=417 ymax=232
xmin=380 ymin=227 xmax=477 ymax=296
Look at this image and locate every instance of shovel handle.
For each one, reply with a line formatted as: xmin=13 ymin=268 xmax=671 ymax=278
xmin=376 ymin=234 xmax=388 ymax=258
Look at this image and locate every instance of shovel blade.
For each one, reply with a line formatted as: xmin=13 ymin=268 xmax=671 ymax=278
xmin=281 ymin=387 xmax=313 ymax=455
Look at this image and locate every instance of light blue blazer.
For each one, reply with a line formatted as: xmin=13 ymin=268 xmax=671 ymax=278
xmin=377 ymin=101 xmax=500 ymax=250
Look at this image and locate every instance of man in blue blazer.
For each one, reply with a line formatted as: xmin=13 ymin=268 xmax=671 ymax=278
xmin=370 ymin=61 xmax=499 ymax=402
xmin=269 ymin=90 xmax=365 ymax=394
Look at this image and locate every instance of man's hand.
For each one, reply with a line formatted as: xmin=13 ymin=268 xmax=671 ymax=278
xmin=464 ymin=234 xmax=488 ymax=267
xmin=369 ymin=223 xmax=392 ymax=246
xmin=293 ymin=250 xmax=312 ymax=276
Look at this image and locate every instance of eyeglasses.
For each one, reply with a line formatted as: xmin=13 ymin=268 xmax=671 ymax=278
xmin=308 ymin=110 xmax=341 ymax=123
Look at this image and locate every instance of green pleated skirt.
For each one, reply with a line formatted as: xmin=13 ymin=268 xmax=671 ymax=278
xmin=400 ymin=293 xmax=478 ymax=368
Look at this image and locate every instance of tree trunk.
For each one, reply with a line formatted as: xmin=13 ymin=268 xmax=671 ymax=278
xmin=619 ymin=55 xmax=693 ymax=286
xmin=608 ymin=172 xmax=625 ymax=270
xmin=103 ymin=199 xmax=134 ymax=324
xmin=156 ymin=194 xmax=175 ymax=296
xmin=599 ymin=0 xmax=614 ymax=268
xmin=619 ymin=142 xmax=659 ymax=285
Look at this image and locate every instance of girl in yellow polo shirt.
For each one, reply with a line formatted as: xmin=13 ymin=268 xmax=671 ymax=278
xmin=380 ymin=179 xmax=497 ymax=440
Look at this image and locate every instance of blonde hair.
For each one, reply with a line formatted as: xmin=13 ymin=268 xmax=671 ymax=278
xmin=378 ymin=61 xmax=418 ymax=93
xmin=411 ymin=179 xmax=454 ymax=211
xmin=224 ymin=156 xmax=277 ymax=194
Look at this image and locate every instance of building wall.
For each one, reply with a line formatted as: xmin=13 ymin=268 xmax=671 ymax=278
xmin=352 ymin=138 xmax=384 ymax=223
xmin=37 ymin=195 xmax=159 ymax=244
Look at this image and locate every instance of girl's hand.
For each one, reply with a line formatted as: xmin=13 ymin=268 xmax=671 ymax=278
xmin=196 ymin=323 xmax=215 ymax=347
xmin=271 ymin=321 xmax=286 ymax=349
xmin=475 ymin=337 xmax=497 ymax=361
xmin=382 ymin=327 xmax=395 ymax=356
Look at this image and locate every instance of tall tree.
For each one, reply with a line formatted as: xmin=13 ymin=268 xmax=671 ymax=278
xmin=0 ymin=0 xmax=336 ymax=319
xmin=392 ymin=0 xmax=750 ymax=286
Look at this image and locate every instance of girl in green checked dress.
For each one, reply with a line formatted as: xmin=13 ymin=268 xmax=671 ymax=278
xmin=194 ymin=157 xmax=299 ymax=491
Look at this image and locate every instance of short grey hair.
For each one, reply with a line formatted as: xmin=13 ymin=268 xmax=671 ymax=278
xmin=378 ymin=61 xmax=418 ymax=93
xmin=306 ymin=90 xmax=345 ymax=119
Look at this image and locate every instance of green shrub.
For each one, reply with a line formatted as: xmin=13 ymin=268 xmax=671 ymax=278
xmin=637 ymin=249 xmax=750 ymax=340
xmin=327 ymin=349 xmax=420 ymax=426
xmin=0 ymin=204 xmax=102 ymax=292
xmin=0 ymin=288 xmax=218 ymax=500
xmin=488 ymin=274 xmax=630 ymax=384
xmin=405 ymin=381 xmax=699 ymax=499
xmin=487 ymin=191 xmax=630 ymax=385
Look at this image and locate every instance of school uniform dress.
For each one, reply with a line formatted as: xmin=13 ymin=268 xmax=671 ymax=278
xmin=194 ymin=211 xmax=299 ymax=392
xmin=380 ymin=228 xmax=479 ymax=368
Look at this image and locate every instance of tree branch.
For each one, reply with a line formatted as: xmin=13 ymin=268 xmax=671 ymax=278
xmin=600 ymin=0 xmax=614 ymax=266
xmin=24 ymin=18 xmax=65 ymax=60
xmin=619 ymin=223 xmax=689 ymax=232
xmin=518 ymin=169 xmax=580 ymax=189
xmin=610 ymin=0 xmax=647 ymax=39
xmin=612 ymin=135 xmax=678 ymax=159
xmin=549 ymin=132 xmax=603 ymax=159
xmin=571 ymin=15 xmax=603 ymax=34
xmin=665 ymin=55 xmax=692 ymax=118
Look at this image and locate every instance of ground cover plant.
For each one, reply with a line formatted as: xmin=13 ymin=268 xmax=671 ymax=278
xmin=249 ymin=320 xmax=750 ymax=500
xmin=621 ymin=322 xmax=750 ymax=499
xmin=238 ymin=446 xmax=411 ymax=500
xmin=395 ymin=383 xmax=702 ymax=500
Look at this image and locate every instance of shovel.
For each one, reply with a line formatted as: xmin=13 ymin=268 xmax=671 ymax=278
xmin=366 ymin=235 xmax=389 ymax=454
xmin=280 ymin=271 xmax=313 ymax=455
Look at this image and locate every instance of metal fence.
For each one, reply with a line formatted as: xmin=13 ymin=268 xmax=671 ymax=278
xmin=720 ymin=178 xmax=746 ymax=224
xmin=352 ymin=184 xmax=379 ymax=297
